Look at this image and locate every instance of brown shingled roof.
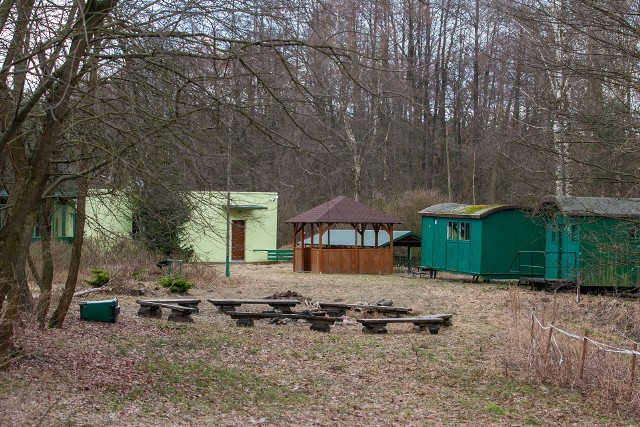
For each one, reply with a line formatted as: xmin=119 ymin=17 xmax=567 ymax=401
xmin=285 ymin=196 xmax=402 ymax=224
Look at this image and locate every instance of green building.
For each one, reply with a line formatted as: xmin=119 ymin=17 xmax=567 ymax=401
xmin=536 ymin=196 xmax=640 ymax=288
xmin=0 ymin=191 xmax=76 ymax=243
xmin=85 ymin=191 xmax=279 ymax=263
xmin=419 ymin=203 xmax=545 ymax=280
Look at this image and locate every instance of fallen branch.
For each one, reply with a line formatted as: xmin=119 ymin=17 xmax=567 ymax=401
xmin=73 ymin=287 xmax=112 ymax=298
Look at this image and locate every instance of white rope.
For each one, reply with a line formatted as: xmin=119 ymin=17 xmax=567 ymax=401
xmin=531 ymin=312 xmax=640 ymax=356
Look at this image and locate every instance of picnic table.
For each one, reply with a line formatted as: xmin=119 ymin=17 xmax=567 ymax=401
xmin=207 ymin=298 xmax=300 ymax=313
xmin=317 ymin=302 xmax=412 ymax=318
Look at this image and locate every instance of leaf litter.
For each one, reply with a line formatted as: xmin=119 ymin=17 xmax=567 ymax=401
xmin=1 ymin=263 xmax=638 ymax=426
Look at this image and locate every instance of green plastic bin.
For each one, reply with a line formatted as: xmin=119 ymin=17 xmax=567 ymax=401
xmin=79 ymin=298 xmax=120 ymax=323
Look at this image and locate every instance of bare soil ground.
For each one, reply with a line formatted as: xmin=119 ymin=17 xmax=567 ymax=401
xmin=2 ymin=263 xmax=639 ymax=426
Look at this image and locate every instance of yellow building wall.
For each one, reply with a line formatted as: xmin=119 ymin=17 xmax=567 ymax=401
xmin=85 ymin=191 xmax=278 ymax=263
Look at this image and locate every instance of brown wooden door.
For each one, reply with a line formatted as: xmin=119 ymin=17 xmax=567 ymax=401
xmin=232 ymin=220 xmax=246 ymax=261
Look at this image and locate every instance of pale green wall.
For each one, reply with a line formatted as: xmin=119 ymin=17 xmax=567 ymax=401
xmin=85 ymin=191 xmax=133 ymax=241
xmin=50 ymin=201 xmax=76 ymax=238
xmin=85 ymin=191 xmax=278 ymax=262
xmin=183 ymin=192 xmax=278 ymax=262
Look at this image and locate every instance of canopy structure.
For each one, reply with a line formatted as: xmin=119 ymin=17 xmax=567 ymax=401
xmin=286 ymin=196 xmax=402 ymax=274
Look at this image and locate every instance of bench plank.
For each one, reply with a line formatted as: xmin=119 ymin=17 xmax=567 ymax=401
xmin=137 ymin=301 xmax=196 ymax=322
xmin=208 ymin=298 xmax=300 ymax=313
xmin=138 ymin=298 xmax=201 ymax=312
xmin=357 ymin=316 xmax=446 ymax=334
xmin=318 ymin=302 xmax=412 ymax=317
xmin=226 ymin=311 xmax=342 ymax=332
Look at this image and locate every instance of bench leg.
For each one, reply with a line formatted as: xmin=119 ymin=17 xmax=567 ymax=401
xmin=168 ymin=311 xmax=193 ymax=323
xmin=362 ymin=324 xmax=387 ymax=334
xmin=138 ymin=306 xmax=162 ymax=318
xmin=415 ymin=324 xmax=440 ymax=334
xmin=235 ymin=318 xmax=255 ymax=327
xmin=218 ymin=305 xmax=237 ymax=313
xmin=326 ymin=308 xmax=346 ymax=317
xmin=309 ymin=320 xmax=331 ymax=332
xmin=271 ymin=305 xmax=292 ymax=313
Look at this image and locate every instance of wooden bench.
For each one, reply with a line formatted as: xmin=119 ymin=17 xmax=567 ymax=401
xmin=137 ymin=298 xmax=201 ymax=312
xmin=357 ymin=314 xmax=453 ymax=334
xmin=208 ymin=298 xmax=300 ymax=313
xmin=413 ymin=266 xmax=437 ymax=278
xmin=317 ymin=302 xmax=412 ymax=318
xmin=253 ymin=249 xmax=294 ymax=262
xmin=136 ymin=301 xmax=197 ymax=322
xmin=225 ymin=311 xmax=342 ymax=332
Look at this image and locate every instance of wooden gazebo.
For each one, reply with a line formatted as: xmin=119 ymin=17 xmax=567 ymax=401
xmin=286 ymin=196 xmax=401 ymax=274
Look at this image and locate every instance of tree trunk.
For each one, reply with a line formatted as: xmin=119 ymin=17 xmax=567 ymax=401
xmin=48 ymin=174 xmax=87 ymax=328
xmin=0 ymin=0 xmax=119 ymax=362
xmin=35 ymin=197 xmax=55 ymax=328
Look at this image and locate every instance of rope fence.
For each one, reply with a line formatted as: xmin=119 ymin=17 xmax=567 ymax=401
xmin=529 ymin=311 xmax=639 ymax=399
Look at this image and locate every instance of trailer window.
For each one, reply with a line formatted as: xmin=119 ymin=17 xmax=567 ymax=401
xmin=460 ymin=222 xmax=470 ymax=241
xmin=447 ymin=222 xmax=458 ymax=240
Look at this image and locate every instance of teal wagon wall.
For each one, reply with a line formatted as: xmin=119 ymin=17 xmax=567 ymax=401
xmin=535 ymin=195 xmax=640 ymax=288
xmin=544 ymin=216 xmax=640 ymax=287
xmin=420 ymin=206 xmax=545 ymax=279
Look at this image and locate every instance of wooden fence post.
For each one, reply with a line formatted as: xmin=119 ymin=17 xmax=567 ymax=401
xmin=545 ymin=327 xmax=554 ymax=354
xmin=579 ymin=336 xmax=588 ymax=379
xmin=630 ymin=343 xmax=638 ymax=396
xmin=530 ymin=313 xmax=535 ymax=342
xmin=545 ymin=307 xmax=557 ymax=355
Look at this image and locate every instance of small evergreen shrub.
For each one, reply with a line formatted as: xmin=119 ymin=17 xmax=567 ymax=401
xmin=159 ymin=277 xmax=193 ymax=293
xmin=86 ymin=269 xmax=110 ymax=288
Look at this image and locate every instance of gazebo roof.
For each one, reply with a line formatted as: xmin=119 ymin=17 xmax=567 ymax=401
xmin=286 ymin=196 xmax=401 ymax=224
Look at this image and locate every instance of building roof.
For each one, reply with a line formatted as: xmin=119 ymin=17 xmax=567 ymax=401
xmin=538 ymin=195 xmax=640 ymax=218
xmin=286 ymin=196 xmax=401 ymax=224
xmin=303 ymin=230 xmax=420 ymax=248
xmin=220 ymin=204 xmax=267 ymax=210
xmin=419 ymin=203 xmax=520 ymax=219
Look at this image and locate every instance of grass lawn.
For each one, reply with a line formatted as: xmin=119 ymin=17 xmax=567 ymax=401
xmin=1 ymin=263 xmax=638 ymax=426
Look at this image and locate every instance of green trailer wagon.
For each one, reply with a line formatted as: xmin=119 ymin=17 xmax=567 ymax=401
xmin=419 ymin=203 xmax=545 ymax=281
xmin=526 ymin=196 xmax=640 ymax=289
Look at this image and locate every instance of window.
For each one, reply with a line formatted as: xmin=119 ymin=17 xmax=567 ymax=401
xmin=550 ymin=230 xmax=556 ymax=243
xmin=447 ymin=221 xmax=459 ymax=240
xmin=460 ymin=222 xmax=470 ymax=241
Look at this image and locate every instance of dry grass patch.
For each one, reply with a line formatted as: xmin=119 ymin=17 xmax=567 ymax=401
xmin=1 ymin=263 xmax=639 ymax=426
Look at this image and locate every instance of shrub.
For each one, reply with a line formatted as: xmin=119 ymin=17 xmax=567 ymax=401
xmin=159 ymin=277 xmax=193 ymax=293
xmin=85 ymin=269 xmax=110 ymax=288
